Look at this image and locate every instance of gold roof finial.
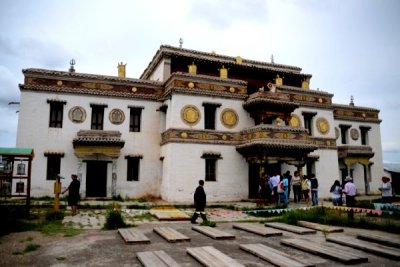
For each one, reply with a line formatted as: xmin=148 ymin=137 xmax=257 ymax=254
xmin=117 ymin=62 xmax=126 ymax=78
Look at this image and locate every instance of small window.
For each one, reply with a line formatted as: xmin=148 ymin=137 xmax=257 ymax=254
xmin=205 ymin=158 xmax=217 ymax=181
xmin=46 ymin=155 xmax=62 ymax=180
xmin=203 ymin=103 xmax=221 ymax=130
xmin=48 ymin=101 xmax=65 ymax=128
xmin=91 ymin=106 xmax=105 ymax=130
xmin=339 ymin=125 xmax=351 ymax=144
xmin=360 ymin=126 xmax=370 ymax=145
xmin=126 ymin=156 xmax=142 ymax=181
xmin=129 ymin=107 xmax=142 ymax=132
xmin=302 ymin=112 xmax=316 ymax=136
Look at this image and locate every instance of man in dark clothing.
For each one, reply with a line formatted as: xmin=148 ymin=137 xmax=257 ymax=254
xmin=62 ymin=174 xmax=80 ymax=216
xmin=191 ymin=180 xmax=207 ymax=224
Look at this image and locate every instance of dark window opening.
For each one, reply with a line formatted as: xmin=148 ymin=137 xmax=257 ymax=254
xmin=302 ymin=112 xmax=316 ymax=135
xmin=46 ymin=156 xmax=61 ymax=180
xmin=129 ymin=108 xmax=142 ymax=132
xmin=49 ymin=102 xmax=64 ymax=128
xmin=203 ymin=103 xmax=221 ymax=130
xmin=205 ymin=158 xmax=217 ymax=181
xmin=360 ymin=126 xmax=370 ymax=145
xmin=339 ymin=125 xmax=351 ymax=144
xmin=91 ymin=106 xmax=104 ymax=130
xmin=126 ymin=157 xmax=141 ymax=181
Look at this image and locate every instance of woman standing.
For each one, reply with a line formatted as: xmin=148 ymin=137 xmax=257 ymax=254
xmin=330 ymin=180 xmax=342 ymax=206
xmin=291 ymin=171 xmax=301 ymax=203
xmin=379 ymin=176 xmax=393 ymax=203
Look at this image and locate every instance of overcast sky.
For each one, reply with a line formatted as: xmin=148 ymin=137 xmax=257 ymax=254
xmin=0 ymin=0 xmax=399 ymax=163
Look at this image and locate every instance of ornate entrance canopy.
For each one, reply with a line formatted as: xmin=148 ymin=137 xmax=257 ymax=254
xmin=73 ymin=130 xmax=125 ymax=159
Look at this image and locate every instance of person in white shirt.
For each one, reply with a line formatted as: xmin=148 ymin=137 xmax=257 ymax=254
xmin=343 ymin=176 xmax=357 ymax=207
xmin=379 ymin=176 xmax=393 ymax=203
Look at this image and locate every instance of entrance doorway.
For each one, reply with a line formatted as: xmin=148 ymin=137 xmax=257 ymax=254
xmin=248 ymin=162 xmax=281 ymax=199
xmin=86 ymin=161 xmax=108 ymax=197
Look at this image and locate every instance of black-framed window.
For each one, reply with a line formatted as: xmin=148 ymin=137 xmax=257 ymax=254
xmin=205 ymin=158 xmax=217 ymax=181
xmin=203 ymin=103 xmax=221 ymax=130
xmin=302 ymin=112 xmax=316 ymax=135
xmin=48 ymin=100 xmax=65 ymax=128
xmin=126 ymin=156 xmax=142 ymax=181
xmin=91 ymin=105 xmax=106 ymax=130
xmin=339 ymin=125 xmax=351 ymax=144
xmin=129 ymin=107 xmax=143 ymax=132
xmin=46 ymin=155 xmax=62 ymax=180
xmin=360 ymin=126 xmax=370 ymax=145
xmin=202 ymin=153 xmax=221 ymax=182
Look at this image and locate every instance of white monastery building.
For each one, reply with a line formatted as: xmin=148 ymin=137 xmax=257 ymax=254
xmin=16 ymin=45 xmax=384 ymax=202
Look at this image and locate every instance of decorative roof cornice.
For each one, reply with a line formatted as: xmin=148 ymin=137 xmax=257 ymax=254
xmin=332 ymin=103 xmax=380 ymax=112
xmin=19 ymin=84 xmax=160 ymax=101
xmin=276 ymin=85 xmax=334 ymax=97
xmin=141 ymin=45 xmax=312 ymax=79
xmin=23 ymin=68 xmax=162 ymax=87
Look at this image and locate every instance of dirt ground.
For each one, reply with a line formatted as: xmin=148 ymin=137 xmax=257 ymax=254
xmin=1 ymin=221 xmax=399 ymax=267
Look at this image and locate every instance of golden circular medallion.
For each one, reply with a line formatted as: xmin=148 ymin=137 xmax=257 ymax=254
xmin=188 ymin=82 xmax=194 ymax=88
xmin=316 ymin=117 xmax=330 ymax=134
xmin=289 ymin=114 xmax=301 ymax=127
xmin=229 ymin=87 xmax=235 ymax=93
xmin=221 ymin=108 xmax=238 ymax=128
xmin=57 ymin=80 xmax=63 ymax=86
xmin=222 ymin=135 xmax=227 ymax=140
xmin=181 ymin=105 xmax=200 ymax=125
xmin=181 ymin=132 xmax=188 ymax=138
xmin=132 ymin=87 xmax=137 ymax=92
xmin=318 ymin=98 xmax=323 ymax=103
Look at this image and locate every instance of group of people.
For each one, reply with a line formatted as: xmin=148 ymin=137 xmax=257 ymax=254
xmin=258 ymin=171 xmax=320 ymax=206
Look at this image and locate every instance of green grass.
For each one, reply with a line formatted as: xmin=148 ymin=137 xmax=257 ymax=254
xmin=270 ymin=207 xmax=400 ymax=234
xmin=200 ymin=220 xmax=217 ymax=227
xmin=23 ymin=243 xmax=41 ymax=253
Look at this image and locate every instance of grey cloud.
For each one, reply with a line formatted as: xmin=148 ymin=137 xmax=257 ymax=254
xmin=188 ymin=0 xmax=268 ymax=29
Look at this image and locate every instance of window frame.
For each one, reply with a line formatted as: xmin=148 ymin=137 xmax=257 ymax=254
xmin=47 ymin=100 xmax=66 ymax=128
xmin=90 ymin=104 xmax=107 ymax=130
xmin=202 ymin=103 xmax=221 ymax=130
xmin=45 ymin=154 xmax=63 ymax=180
xmin=129 ymin=107 xmax=143 ymax=132
xmin=126 ymin=155 xmax=142 ymax=181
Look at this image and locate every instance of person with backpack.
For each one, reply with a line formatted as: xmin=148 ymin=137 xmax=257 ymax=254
xmin=310 ymin=174 xmax=319 ymax=206
xmin=301 ymin=175 xmax=310 ymax=205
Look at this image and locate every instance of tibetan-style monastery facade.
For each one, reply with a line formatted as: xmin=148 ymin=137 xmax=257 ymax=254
xmin=16 ymin=45 xmax=384 ymax=201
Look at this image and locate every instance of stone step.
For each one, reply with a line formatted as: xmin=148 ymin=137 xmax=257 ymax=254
xmin=240 ymin=243 xmax=314 ymax=267
xmin=327 ymin=235 xmax=400 ymax=260
xmin=137 ymin=250 xmax=181 ymax=267
xmin=281 ymin=238 xmax=368 ymax=264
xmin=187 ymin=246 xmax=245 ymax=267
xmin=297 ymin=221 xmax=344 ymax=233
xmin=118 ymin=228 xmax=150 ymax=244
xmin=192 ymin=226 xmax=235 ymax=240
xmin=153 ymin=226 xmax=190 ymax=242
xmin=265 ymin=222 xmax=317 ymax=235
xmin=232 ymin=223 xmax=282 ymax=237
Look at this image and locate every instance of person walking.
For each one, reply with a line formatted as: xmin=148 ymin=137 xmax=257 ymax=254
xmin=291 ymin=171 xmax=301 ymax=203
xmin=191 ymin=180 xmax=207 ymax=224
xmin=310 ymin=174 xmax=319 ymax=206
xmin=330 ymin=180 xmax=342 ymax=206
xmin=343 ymin=176 xmax=357 ymax=207
xmin=379 ymin=176 xmax=393 ymax=203
xmin=62 ymin=174 xmax=80 ymax=216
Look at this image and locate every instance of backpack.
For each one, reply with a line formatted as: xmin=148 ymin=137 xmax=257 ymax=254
xmin=311 ymin=178 xmax=318 ymax=189
xmin=277 ymin=181 xmax=284 ymax=193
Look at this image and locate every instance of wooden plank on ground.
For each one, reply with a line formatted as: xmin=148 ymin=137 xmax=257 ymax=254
xmin=187 ymin=246 xmax=245 ymax=267
xmin=265 ymin=222 xmax=317 ymax=235
xmin=118 ymin=228 xmax=150 ymax=244
xmin=232 ymin=223 xmax=282 ymax=237
xmin=192 ymin=226 xmax=235 ymax=240
xmin=357 ymin=233 xmax=400 ymax=248
xmin=297 ymin=221 xmax=344 ymax=233
xmin=281 ymin=238 xmax=368 ymax=264
xmin=137 ymin=250 xmax=181 ymax=267
xmin=153 ymin=227 xmax=190 ymax=242
xmin=240 ymin=243 xmax=313 ymax=267
xmin=327 ymin=235 xmax=400 ymax=260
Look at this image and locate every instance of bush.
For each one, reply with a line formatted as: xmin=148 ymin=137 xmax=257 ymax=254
xmin=200 ymin=220 xmax=216 ymax=227
xmin=103 ymin=205 xmax=127 ymax=230
xmin=45 ymin=210 xmax=65 ymax=221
